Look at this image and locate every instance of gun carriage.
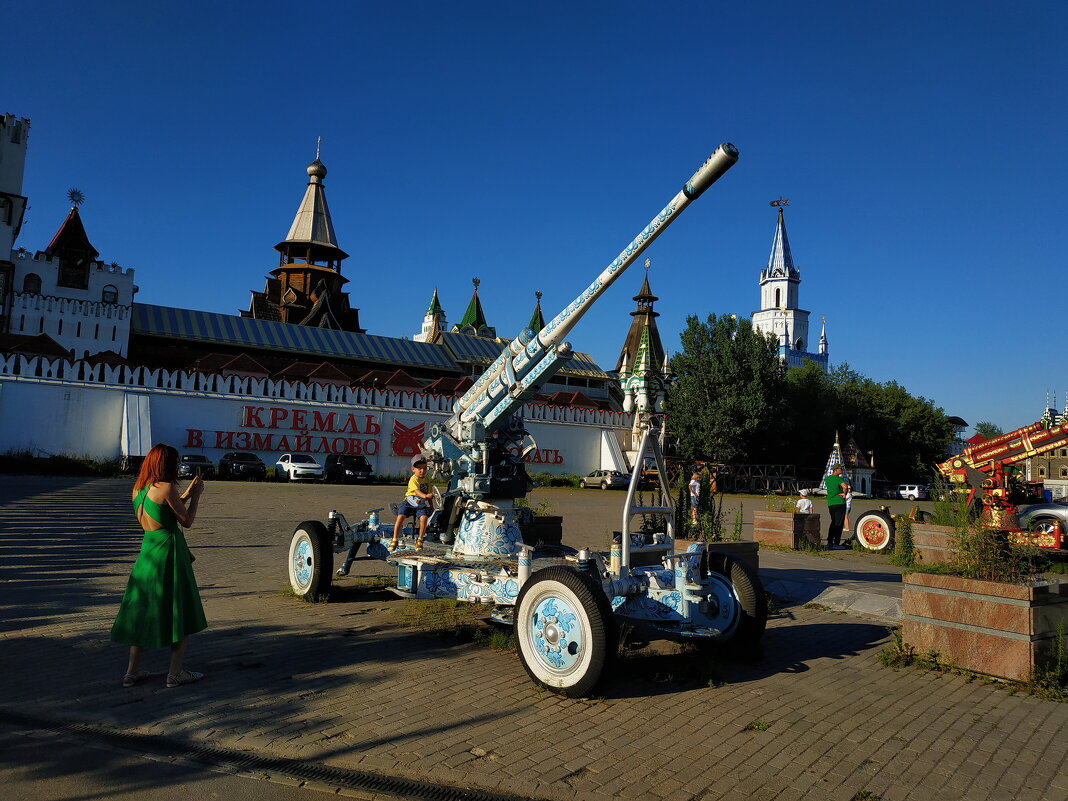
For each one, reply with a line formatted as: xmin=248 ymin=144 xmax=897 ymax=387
xmin=286 ymin=143 xmax=767 ymax=696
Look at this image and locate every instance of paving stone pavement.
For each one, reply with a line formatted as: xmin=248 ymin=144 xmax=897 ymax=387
xmin=1 ymin=476 xmax=1066 ymax=801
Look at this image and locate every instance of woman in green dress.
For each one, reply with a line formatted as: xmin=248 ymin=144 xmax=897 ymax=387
xmin=111 ymin=443 xmax=208 ymax=688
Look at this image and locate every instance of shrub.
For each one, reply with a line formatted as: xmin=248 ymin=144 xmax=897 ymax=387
xmin=888 ymin=515 xmax=914 ymax=568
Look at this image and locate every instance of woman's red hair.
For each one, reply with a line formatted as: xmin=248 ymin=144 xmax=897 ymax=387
xmin=134 ymin=443 xmax=179 ymax=491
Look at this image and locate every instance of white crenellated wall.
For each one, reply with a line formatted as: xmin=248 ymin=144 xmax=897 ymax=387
xmin=0 ymin=353 xmax=631 ymax=475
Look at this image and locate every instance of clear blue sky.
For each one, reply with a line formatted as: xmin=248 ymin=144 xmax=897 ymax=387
xmin=7 ymin=1 xmax=1066 ymax=433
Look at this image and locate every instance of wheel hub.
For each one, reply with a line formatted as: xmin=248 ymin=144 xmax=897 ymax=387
xmin=292 ymin=537 xmax=312 ymax=587
xmin=531 ymin=598 xmax=581 ymax=669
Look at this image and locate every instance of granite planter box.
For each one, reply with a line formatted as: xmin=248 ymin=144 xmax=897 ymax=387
xmin=910 ymin=522 xmax=957 ymax=564
xmin=901 ymin=572 xmax=1068 ymax=682
xmin=752 ymin=510 xmax=821 ymax=549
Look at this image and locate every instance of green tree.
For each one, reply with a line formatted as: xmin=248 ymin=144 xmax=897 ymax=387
xmin=974 ymin=421 xmax=1003 ymax=440
xmin=826 ymin=363 xmax=954 ymax=481
xmin=665 ymin=313 xmax=785 ymax=463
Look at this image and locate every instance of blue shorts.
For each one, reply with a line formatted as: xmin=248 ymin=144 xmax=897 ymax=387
xmin=690 ymin=495 xmax=699 ymax=509
xmin=398 ymin=500 xmax=428 ymax=519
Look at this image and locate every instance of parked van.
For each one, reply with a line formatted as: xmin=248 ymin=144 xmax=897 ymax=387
xmin=897 ymin=484 xmax=927 ymax=501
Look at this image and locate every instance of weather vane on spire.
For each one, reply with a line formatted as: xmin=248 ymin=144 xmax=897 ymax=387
xmin=472 ymin=277 xmax=480 ymax=291
xmin=67 ymin=188 xmax=85 ymax=208
xmin=535 ymin=290 xmax=542 ymax=302
xmin=769 ymin=197 xmax=789 ymax=208
xmin=315 ymin=136 xmax=321 ymax=161
xmin=644 ymin=257 xmax=651 ymax=272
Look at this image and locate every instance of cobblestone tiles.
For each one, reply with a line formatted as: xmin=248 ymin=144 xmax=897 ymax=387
xmin=1 ymin=476 xmax=1067 ymax=801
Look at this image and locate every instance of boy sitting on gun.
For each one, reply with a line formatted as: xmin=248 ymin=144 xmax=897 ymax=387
xmin=389 ymin=455 xmax=434 ymax=551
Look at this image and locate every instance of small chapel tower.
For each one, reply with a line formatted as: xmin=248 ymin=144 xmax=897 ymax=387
xmin=451 ymin=277 xmax=496 ymax=338
xmin=414 ymin=288 xmax=446 ymax=343
xmin=615 ymin=260 xmax=671 ymax=459
xmin=243 ymin=147 xmax=365 ymax=332
xmin=751 ymin=200 xmax=828 ymax=370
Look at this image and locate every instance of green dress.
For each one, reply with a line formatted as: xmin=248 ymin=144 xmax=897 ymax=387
xmin=110 ymin=485 xmax=207 ymax=648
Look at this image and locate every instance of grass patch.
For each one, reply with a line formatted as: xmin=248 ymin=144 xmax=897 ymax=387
xmin=880 ymin=628 xmax=1068 ymax=702
xmin=851 ymin=793 xmax=883 ymax=801
xmin=391 ymin=597 xmax=489 ymax=632
xmin=742 ymin=719 xmax=771 ymax=732
xmin=0 ymin=449 xmax=126 ymax=477
xmin=277 ymin=583 xmax=329 ymax=603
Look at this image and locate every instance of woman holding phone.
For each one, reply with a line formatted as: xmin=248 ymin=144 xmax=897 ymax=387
xmin=111 ymin=443 xmax=208 ymax=688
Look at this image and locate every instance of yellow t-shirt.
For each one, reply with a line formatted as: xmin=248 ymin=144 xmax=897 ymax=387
xmin=406 ymin=474 xmax=430 ymax=506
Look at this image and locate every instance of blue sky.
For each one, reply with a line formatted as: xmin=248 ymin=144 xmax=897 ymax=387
xmin=7 ymin=1 xmax=1066 ymax=433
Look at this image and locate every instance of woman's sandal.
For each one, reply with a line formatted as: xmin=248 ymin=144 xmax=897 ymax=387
xmin=122 ymin=669 xmax=158 ymax=688
xmin=166 ymin=669 xmax=205 ymax=689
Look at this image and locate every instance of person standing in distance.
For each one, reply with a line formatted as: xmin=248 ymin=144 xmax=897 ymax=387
xmin=823 ymin=465 xmax=850 ymax=548
xmin=795 ymin=488 xmax=813 ymax=514
xmin=688 ymin=472 xmax=701 ymax=524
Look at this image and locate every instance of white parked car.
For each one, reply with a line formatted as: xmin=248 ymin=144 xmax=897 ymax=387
xmin=897 ymin=484 xmax=927 ymax=501
xmin=276 ymin=453 xmax=325 ymax=482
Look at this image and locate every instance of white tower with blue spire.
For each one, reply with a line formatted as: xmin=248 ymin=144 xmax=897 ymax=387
xmin=751 ymin=199 xmax=829 ymax=370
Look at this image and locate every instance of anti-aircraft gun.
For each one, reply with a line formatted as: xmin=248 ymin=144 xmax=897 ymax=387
xmin=286 ymin=143 xmax=767 ymax=696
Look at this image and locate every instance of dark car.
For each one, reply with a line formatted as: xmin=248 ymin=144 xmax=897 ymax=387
xmin=324 ymin=453 xmax=374 ymax=484
xmin=177 ymin=453 xmax=214 ymax=479
xmin=217 ymin=451 xmax=267 ymax=481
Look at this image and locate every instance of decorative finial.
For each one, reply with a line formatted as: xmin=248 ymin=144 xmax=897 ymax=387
xmin=535 ymin=290 xmax=542 ymax=302
xmin=472 ymin=277 xmax=480 ymax=291
xmin=316 ymin=136 xmax=321 ymax=161
xmin=769 ymin=197 xmax=789 ymax=208
xmin=644 ymin=257 xmax=651 ymax=271
xmin=67 ymin=188 xmax=85 ymax=208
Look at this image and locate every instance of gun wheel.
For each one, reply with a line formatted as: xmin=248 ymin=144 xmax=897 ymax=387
xmin=515 ymin=567 xmax=615 ymax=697
xmin=855 ymin=510 xmax=895 ymax=551
xmin=288 ymin=521 xmax=332 ymax=599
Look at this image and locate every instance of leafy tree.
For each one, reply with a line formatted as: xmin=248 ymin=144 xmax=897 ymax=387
xmin=974 ymin=421 xmax=1003 ymax=440
xmin=665 ymin=313 xmax=785 ymax=463
xmin=666 ymin=317 xmax=955 ymax=482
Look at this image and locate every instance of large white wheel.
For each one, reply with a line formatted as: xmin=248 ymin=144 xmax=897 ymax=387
xmin=515 ymin=567 xmax=615 ymax=697
xmin=855 ymin=510 xmax=895 ymax=551
xmin=288 ymin=521 xmax=332 ymax=599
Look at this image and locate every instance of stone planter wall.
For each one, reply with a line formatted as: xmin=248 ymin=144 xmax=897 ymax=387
xmin=911 ymin=523 xmax=956 ymax=564
xmin=752 ymin=510 xmax=821 ymax=549
xmin=901 ymin=572 xmax=1068 ymax=681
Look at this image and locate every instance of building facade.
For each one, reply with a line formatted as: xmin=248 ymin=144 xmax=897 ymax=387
xmin=0 ymin=119 xmax=633 ymax=475
xmin=0 ymin=116 xmax=136 ymax=360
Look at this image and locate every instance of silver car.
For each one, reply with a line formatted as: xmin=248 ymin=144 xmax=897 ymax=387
xmin=1017 ymin=502 xmax=1068 ymax=541
xmin=579 ymin=469 xmax=629 ymax=490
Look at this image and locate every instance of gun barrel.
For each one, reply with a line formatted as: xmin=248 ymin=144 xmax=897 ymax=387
xmin=452 ymin=143 xmax=739 ymax=427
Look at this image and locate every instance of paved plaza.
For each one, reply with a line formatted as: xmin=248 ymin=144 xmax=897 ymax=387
xmin=1 ymin=476 xmax=1066 ymax=801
